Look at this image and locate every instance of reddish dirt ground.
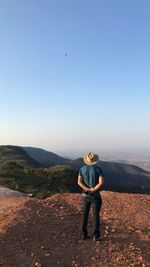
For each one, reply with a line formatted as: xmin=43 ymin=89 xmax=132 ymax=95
xmin=0 ymin=191 xmax=150 ymax=267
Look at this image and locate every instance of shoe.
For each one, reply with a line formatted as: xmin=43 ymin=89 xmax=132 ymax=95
xmin=93 ymin=236 xmax=103 ymax=242
xmin=81 ymin=235 xmax=89 ymax=240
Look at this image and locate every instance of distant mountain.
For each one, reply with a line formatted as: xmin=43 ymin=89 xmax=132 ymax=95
xmin=68 ymin=158 xmax=150 ymax=194
xmin=0 ymin=145 xmax=40 ymax=168
xmin=23 ymin=147 xmax=71 ymax=167
xmin=68 ymin=157 xmax=150 ymax=173
xmin=99 ymin=148 xmax=150 ymax=171
xmin=0 ymin=145 xmax=150 ymax=194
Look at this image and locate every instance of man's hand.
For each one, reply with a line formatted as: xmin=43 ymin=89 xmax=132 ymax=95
xmin=78 ymin=176 xmax=91 ymax=192
xmin=78 ymin=175 xmax=104 ymax=193
xmin=88 ymin=187 xmax=95 ymax=193
xmin=89 ymin=176 xmax=104 ymax=193
xmin=84 ymin=188 xmax=92 ymax=193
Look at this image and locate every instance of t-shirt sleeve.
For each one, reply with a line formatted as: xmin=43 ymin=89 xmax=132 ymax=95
xmin=78 ymin=168 xmax=82 ymax=177
xmin=97 ymin=167 xmax=103 ymax=177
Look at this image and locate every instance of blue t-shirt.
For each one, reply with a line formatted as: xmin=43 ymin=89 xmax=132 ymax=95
xmin=78 ymin=165 xmax=103 ymax=198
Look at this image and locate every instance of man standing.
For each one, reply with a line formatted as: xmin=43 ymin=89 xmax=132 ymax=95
xmin=78 ymin=152 xmax=104 ymax=241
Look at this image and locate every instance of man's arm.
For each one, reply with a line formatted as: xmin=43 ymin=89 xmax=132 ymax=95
xmin=78 ymin=175 xmax=91 ymax=192
xmin=90 ymin=175 xmax=104 ymax=193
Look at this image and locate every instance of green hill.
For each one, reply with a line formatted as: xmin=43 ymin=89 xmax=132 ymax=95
xmin=68 ymin=158 xmax=150 ymax=193
xmin=0 ymin=145 xmax=40 ymax=169
xmin=0 ymin=146 xmax=77 ymax=198
xmin=23 ymin=147 xmax=71 ymax=167
xmin=0 ymin=145 xmax=150 ymax=197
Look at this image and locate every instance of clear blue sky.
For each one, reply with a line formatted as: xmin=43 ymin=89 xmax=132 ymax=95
xmin=0 ymin=0 xmax=150 ymax=155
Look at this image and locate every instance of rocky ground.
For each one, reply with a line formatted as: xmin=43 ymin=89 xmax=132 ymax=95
xmin=0 ymin=190 xmax=150 ymax=267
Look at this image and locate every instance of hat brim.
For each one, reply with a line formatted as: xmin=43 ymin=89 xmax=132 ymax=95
xmin=83 ymin=155 xmax=99 ymax=165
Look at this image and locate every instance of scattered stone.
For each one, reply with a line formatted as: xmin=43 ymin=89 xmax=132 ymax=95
xmin=45 ymin=253 xmax=50 ymax=257
xmin=28 ymin=193 xmax=33 ymax=197
xmin=35 ymin=262 xmax=42 ymax=267
xmin=0 ymin=192 xmax=150 ymax=267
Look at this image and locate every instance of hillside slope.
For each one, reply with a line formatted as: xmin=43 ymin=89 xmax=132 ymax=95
xmin=69 ymin=158 xmax=150 ymax=193
xmin=0 ymin=145 xmax=40 ymax=168
xmin=0 ymin=145 xmax=150 ymax=194
xmin=23 ymin=147 xmax=70 ymax=167
xmin=0 ymin=192 xmax=149 ymax=267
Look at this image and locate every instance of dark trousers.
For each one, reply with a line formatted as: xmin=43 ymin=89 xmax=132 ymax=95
xmin=81 ymin=195 xmax=102 ymax=237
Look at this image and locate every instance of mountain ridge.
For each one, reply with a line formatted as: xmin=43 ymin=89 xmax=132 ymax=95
xmin=0 ymin=145 xmax=40 ymax=168
xmin=23 ymin=146 xmax=71 ymax=167
xmin=0 ymin=145 xmax=150 ymax=195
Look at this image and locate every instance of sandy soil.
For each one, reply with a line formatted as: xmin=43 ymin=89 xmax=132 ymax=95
xmin=0 ymin=191 xmax=150 ymax=267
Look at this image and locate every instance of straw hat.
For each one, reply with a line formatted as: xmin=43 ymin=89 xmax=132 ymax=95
xmin=83 ymin=152 xmax=99 ymax=165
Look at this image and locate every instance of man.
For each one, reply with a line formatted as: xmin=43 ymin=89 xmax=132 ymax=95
xmin=78 ymin=152 xmax=104 ymax=241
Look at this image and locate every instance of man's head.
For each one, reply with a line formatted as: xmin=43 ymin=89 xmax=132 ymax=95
xmin=83 ymin=152 xmax=99 ymax=165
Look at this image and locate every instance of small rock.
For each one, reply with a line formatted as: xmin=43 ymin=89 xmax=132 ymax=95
xmin=28 ymin=193 xmax=33 ymax=197
xmin=45 ymin=253 xmax=50 ymax=257
xmin=75 ymin=255 xmax=80 ymax=259
xmin=135 ymin=230 xmax=142 ymax=234
xmin=35 ymin=262 xmax=42 ymax=267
